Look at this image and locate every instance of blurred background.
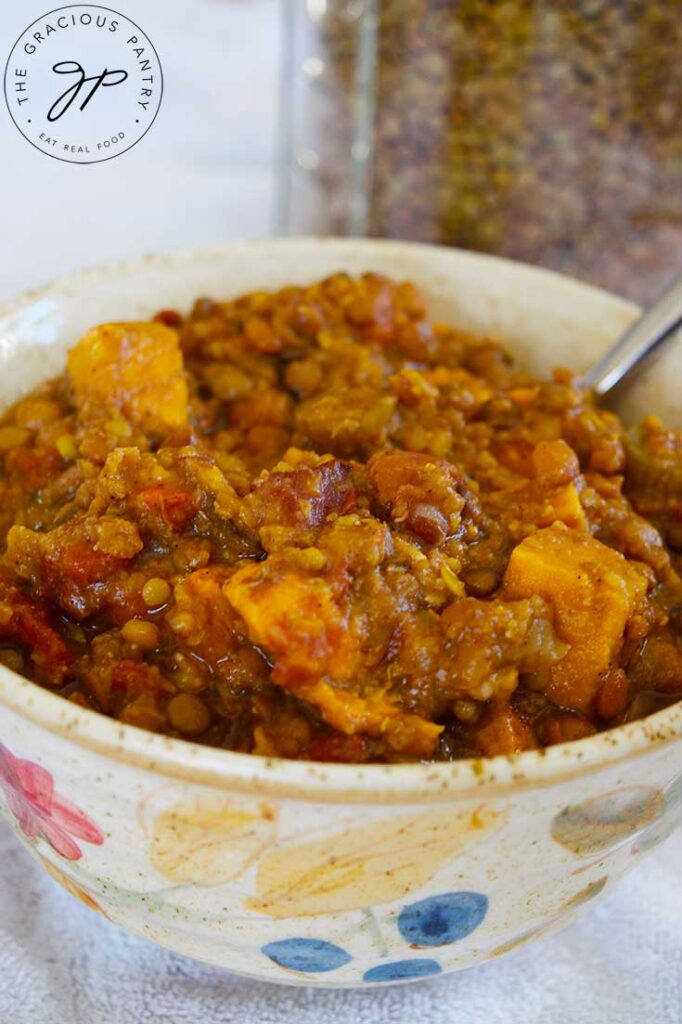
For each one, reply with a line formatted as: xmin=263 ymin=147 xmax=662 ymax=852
xmin=2 ymin=0 xmax=681 ymax=305
xmin=0 ymin=0 xmax=281 ymax=302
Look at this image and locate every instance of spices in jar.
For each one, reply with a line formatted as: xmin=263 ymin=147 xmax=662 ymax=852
xmin=282 ymin=0 xmax=682 ymax=303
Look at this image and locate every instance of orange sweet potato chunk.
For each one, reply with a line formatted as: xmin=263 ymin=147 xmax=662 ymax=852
xmin=538 ymin=481 xmax=586 ymax=531
xmin=530 ymin=440 xmax=587 ymax=531
xmin=167 ymin=567 xmax=238 ymax=665
xmin=225 ymin=562 xmax=360 ymax=686
xmin=295 ymin=680 xmax=442 ymax=757
xmin=68 ymin=321 xmax=188 ymax=436
xmin=503 ymin=523 xmax=650 ymax=712
xmin=225 ymin=560 xmax=441 ymax=757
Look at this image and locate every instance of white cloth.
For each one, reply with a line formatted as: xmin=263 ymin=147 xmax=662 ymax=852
xmin=0 ymin=819 xmax=680 ymax=1024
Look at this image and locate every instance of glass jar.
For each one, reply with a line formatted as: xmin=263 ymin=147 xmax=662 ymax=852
xmin=280 ymin=0 xmax=682 ymax=304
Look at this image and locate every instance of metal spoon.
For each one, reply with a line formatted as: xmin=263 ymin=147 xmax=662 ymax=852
xmin=583 ymin=277 xmax=682 ymax=398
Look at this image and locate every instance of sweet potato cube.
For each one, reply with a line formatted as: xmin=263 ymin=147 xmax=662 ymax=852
xmin=68 ymin=321 xmax=188 ymax=436
xmin=296 ymin=679 xmax=442 ymax=757
xmin=224 ymin=562 xmax=360 ymax=685
xmin=538 ymin=482 xmax=587 ymax=531
xmin=531 ymin=441 xmax=586 ymax=531
xmin=503 ymin=523 xmax=649 ymax=712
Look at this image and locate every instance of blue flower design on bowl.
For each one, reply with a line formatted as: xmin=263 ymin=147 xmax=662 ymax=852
xmin=261 ymin=937 xmax=352 ymax=973
xmin=398 ymin=891 xmax=488 ymax=947
xmin=363 ymin=959 xmax=442 ymax=983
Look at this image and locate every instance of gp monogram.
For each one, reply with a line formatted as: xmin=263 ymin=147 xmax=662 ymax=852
xmin=3 ymin=5 xmax=163 ymax=164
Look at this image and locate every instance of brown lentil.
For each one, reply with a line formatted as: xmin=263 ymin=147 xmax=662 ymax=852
xmin=167 ymin=692 xmax=212 ymax=735
xmin=142 ymin=577 xmax=172 ymax=608
xmin=121 ymin=619 xmax=160 ymax=649
xmin=56 ymin=434 xmax=78 ymax=461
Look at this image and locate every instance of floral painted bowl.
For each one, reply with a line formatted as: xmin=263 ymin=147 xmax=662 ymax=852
xmin=0 ymin=240 xmax=681 ymax=988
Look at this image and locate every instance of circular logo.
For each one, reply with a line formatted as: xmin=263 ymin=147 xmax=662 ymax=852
xmin=3 ymin=5 xmax=163 ymax=164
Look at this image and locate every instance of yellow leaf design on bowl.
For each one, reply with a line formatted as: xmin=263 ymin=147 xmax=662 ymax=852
xmin=150 ymin=795 xmax=277 ymax=885
xmin=248 ymin=804 xmax=505 ymax=919
xmin=551 ymin=786 xmax=664 ymax=857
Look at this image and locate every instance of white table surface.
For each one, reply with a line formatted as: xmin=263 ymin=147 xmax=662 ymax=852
xmin=0 ymin=2 xmax=681 ymax=1021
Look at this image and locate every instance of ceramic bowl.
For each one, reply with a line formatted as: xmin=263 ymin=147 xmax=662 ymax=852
xmin=0 ymin=240 xmax=680 ymax=988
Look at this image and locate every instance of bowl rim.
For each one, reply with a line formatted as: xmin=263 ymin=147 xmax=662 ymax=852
xmin=0 ymin=237 xmax=680 ymax=805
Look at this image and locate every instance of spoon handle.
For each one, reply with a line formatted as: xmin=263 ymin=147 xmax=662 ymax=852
xmin=583 ymin=277 xmax=682 ymax=398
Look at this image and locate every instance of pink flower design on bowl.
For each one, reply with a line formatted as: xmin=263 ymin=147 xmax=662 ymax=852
xmin=0 ymin=741 xmax=104 ymax=860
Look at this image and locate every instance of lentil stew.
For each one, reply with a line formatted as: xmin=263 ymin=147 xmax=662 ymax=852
xmin=0 ymin=273 xmax=680 ymax=762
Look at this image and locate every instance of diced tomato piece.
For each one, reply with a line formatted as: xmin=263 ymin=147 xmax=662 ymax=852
xmin=307 ymin=732 xmax=372 ymax=763
xmin=131 ymin=487 xmax=197 ymax=532
xmin=111 ymin=660 xmax=173 ymax=698
xmin=52 ymin=539 xmax=120 ymax=587
xmin=5 ymin=446 xmax=63 ymax=492
xmin=0 ymin=579 xmax=73 ymax=686
xmin=246 ymin=458 xmax=356 ymax=532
